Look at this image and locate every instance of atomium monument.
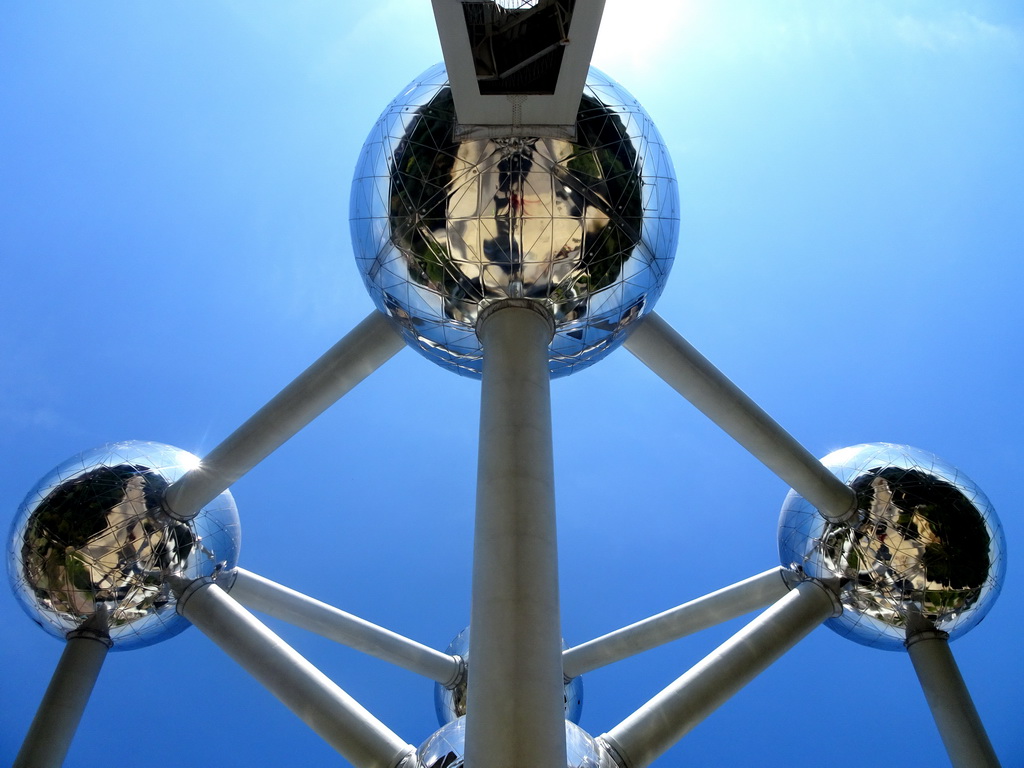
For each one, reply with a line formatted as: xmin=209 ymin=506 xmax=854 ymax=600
xmin=5 ymin=3 xmax=1008 ymax=767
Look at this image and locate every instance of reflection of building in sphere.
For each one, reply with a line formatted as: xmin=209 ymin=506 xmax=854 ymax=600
xmin=351 ymin=63 xmax=679 ymax=377
xmin=778 ymin=443 xmax=1006 ymax=650
xmin=7 ymin=441 xmax=240 ymax=650
xmin=434 ymin=626 xmax=583 ymax=726
xmin=418 ymin=716 xmax=609 ymax=768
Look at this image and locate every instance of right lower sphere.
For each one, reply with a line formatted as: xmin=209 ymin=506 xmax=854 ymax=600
xmin=778 ymin=443 xmax=1006 ymax=650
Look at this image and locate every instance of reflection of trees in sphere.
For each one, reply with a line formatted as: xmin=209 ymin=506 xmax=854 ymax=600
xmin=433 ymin=626 xmax=583 ymax=726
xmin=7 ymin=441 xmax=240 ymax=650
xmin=418 ymin=716 xmax=610 ymax=768
xmin=778 ymin=443 xmax=1005 ymax=650
xmin=351 ymin=63 xmax=679 ymax=377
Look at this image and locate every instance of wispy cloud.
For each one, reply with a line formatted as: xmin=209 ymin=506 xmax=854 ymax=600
xmin=0 ymin=406 xmax=61 ymax=430
xmin=893 ymin=10 xmax=1022 ymax=52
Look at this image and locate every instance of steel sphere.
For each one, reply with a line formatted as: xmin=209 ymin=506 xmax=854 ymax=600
xmin=434 ymin=626 xmax=583 ymax=726
xmin=418 ymin=716 xmax=610 ymax=768
xmin=350 ymin=63 xmax=679 ymax=378
xmin=7 ymin=441 xmax=240 ymax=650
xmin=778 ymin=443 xmax=1005 ymax=650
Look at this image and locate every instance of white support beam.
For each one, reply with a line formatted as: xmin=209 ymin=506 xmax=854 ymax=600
xmin=600 ymin=579 xmax=840 ymax=768
xmin=178 ymin=580 xmax=416 ymax=768
xmin=563 ymin=567 xmax=792 ymax=679
xmin=624 ymin=312 xmax=857 ymax=524
xmin=229 ymin=568 xmax=463 ymax=686
xmin=164 ymin=311 xmax=404 ymax=519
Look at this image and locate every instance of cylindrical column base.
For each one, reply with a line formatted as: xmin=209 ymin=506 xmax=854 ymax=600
xmin=906 ymin=629 xmax=1001 ymax=768
xmin=14 ymin=630 xmax=111 ymax=768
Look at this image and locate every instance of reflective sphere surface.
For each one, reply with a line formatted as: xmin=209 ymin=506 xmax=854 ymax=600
xmin=351 ymin=63 xmax=679 ymax=378
xmin=418 ymin=716 xmax=611 ymax=768
xmin=778 ymin=443 xmax=1005 ymax=650
xmin=433 ymin=626 xmax=583 ymax=726
xmin=7 ymin=441 xmax=240 ymax=650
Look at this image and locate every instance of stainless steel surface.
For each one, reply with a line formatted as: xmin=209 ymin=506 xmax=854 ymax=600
xmin=601 ymin=579 xmax=840 ymax=768
xmin=13 ymin=631 xmax=110 ymax=768
xmin=229 ymin=567 xmax=462 ymax=686
xmin=7 ymin=441 xmax=240 ymax=649
xmin=434 ymin=626 xmax=583 ymax=727
xmin=418 ymin=716 xmax=615 ymax=768
xmin=778 ymin=443 xmax=1006 ymax=650
xmin=179 ymin=580 xmax=415 ymax=768
xmin=624 ymin=312 xmax=858 ymax=523
xmin=562 ymin=567 xmax=791 ymax=678
xmin=163 ymin=310 xmax=404 ymax=519
xmin=906 ymin=628 xmax=1001 ymax=767
xmin=466 ymin=302 xmax=565 ymax=768
xmin=350 ymin=64 xmax=678 ymax=377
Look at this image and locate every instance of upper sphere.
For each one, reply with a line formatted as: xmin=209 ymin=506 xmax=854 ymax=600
xmin=778 ymin=443 xmax=1006 ymax=650
xmin=350 ymin=63 xmax=679 ymax=378
xmin=7 ymin=441 xmax=240 ymax=650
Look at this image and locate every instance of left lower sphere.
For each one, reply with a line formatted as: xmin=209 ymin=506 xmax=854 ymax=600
xmin=7 ymin=441 xmax=241 ymax=650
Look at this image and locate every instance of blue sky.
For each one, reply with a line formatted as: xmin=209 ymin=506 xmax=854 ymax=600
xmin=2 ymin=2 xmax=1022 ymax=765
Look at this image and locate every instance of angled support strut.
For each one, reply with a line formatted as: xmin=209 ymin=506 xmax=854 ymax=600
xmin=164 ymin=311 xmax=404 ymax=519
xmin=178 ymin=579 xmax=416 ymax=768
xmin=600 ymin=579 xmax=840 ymax=768
xmin=625 ymin=313 xmax=857 ymax=523
xmin=229 ymin=568 xmax=463 ymax=686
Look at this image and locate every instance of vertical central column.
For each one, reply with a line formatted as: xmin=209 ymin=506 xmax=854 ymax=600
xmin=466 ymin=299 xmax=565 ymax=768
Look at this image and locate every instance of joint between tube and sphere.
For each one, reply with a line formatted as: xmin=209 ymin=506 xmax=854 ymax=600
xmin=66 ymin=627 xmax=113 ymax=649
xmin=595 ymin=734 xmax=632 ymax=768
xmin=905 ymin=628 xmax=951 ymax=649
xmin=796 ymin=576 xmax=845 ymax=619
xmin=475 ymin=298 xmax=556 ymax=343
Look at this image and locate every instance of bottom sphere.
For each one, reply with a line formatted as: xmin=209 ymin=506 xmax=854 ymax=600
xmin=434 ymin=626 xmax=584 ymax=726
xmin=418 ymin=717 xmax=612 ymax=768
